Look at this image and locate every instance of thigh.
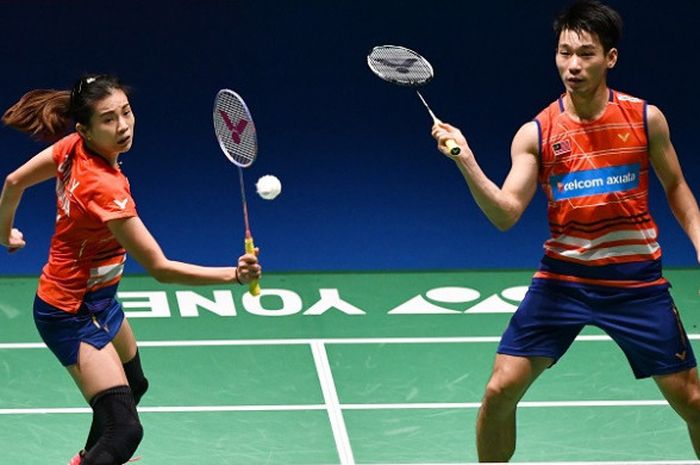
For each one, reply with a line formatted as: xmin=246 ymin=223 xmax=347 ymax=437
xmin=654 ymin=368 xmax=700 ymax=418
xmin=67 ymin=342 xmax=128 ymax=401
xmin=112 ymin=318 xmax=138 ymax=363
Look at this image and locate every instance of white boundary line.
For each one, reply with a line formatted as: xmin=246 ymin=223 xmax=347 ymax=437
xmin=6 ymin=333 xmax=700 ymax=349
xmin=0 ymin=399 xmax=671 ymax=415
xmin=356 ymin=462 xmax=700 ymax=465
xmin=311 ymin=340 xmax=355 ymax=465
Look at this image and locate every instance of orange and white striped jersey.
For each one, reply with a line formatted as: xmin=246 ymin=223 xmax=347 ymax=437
xmin=37 ymin=133 xmax=138 ymax=312
xmin=532 ymin=89 xmax=665 ymax=287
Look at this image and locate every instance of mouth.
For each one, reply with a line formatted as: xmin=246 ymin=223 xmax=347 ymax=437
xmin=566 ymin=77 xmax=584 ymax=85
xmin=117 ymin=135 xmax=131 ymax=145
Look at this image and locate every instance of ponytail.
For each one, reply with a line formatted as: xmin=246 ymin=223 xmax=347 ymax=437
xmin=2 ymin=89 xmax=72 ymax=143
xmin=3 ymin=75 xmax=128 ymax=144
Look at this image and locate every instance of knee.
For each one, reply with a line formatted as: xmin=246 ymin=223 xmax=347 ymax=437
xmin=658 ymin=371 xmax=700 ymax=424
xmin=481 ymin=378 xmax=525 ymax=412
xmin=117 ymin=420 xmax=144 ymax=457
xmin=100 ymin=420 xmax=143 ymax=463
xmin=676 ymin=392 xmax=700 ymax=425
xmin=84 ymin=385 xmax=144 ymax=465
xmin=82 ymin=421 xmax=143 ymax=465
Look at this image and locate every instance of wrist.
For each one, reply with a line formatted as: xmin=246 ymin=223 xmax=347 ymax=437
xmin=234 ymin=267 xmax=243 ymax=285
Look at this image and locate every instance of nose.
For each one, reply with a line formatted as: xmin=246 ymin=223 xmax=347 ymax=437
xmin=568 ymin=55 xmax=582 ymax=74
xmin=117 ymin=115 xmax=129 ymax=133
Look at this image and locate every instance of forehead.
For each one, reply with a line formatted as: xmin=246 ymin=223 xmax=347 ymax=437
xmin=92 ymin=89 xmax=130 ymax=114
xmin=558 ymin=28 xmax=603 ymax=49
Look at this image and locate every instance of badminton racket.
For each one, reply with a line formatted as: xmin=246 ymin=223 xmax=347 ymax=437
xmin=367 ymin=44 xmax=460 ymax=156
xmin=213 ymin=89 xmax=261 ymax=296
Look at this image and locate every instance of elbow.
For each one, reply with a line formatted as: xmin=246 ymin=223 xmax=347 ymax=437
xmin=492 ymin=219 xmax=516 ymax=232
xmin=490 ymin=209 xmax=521 ymax=232
xmin=4 ymin=172 xmax=21 ymax=190
xmin=147 ymin=260 xmax=175 ymax=283
xmin=493 ymin=222 xmax=512 ymax=232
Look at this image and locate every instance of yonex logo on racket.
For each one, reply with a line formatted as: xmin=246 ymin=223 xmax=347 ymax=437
xmin=218 ymin=110 xmax=248 ymax=144
xmin=375 ymin=57 xmax=419 ymax=74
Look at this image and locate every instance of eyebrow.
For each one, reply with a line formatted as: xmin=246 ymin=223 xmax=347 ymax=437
xmin=97 ymin=103 xmax=131 ymax=116
xmin=558 ymin=43 xmax=597 ymax=50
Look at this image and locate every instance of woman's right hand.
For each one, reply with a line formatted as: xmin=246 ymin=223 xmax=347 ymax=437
xmin=2 ymin=227 xmax=26 ymax=253
xmin=431 ymin=121 xmax=471 ymax=159
xmin=236 ymin=248 xmax=261 ymax=284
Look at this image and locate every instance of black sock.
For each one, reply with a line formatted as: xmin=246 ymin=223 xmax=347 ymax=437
xmin=122 ymin=350 xmax=149 ymax=404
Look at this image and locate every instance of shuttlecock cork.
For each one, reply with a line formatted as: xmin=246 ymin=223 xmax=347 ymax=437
xmin=256 ymin=175 xmax=282 ymax=200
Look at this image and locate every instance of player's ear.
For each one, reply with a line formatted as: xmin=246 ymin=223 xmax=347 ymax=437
xmin=75 ymin=122 xmax=90 ymax=141
xmin=606 ymin=47 xmax=618 ymax=69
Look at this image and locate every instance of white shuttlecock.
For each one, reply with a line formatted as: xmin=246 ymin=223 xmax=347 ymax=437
xmin=256 ymin=175 xmax=282 ymax=200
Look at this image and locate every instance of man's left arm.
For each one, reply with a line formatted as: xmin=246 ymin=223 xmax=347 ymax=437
xmin=648 ymin=104 xmax=700 ymax=262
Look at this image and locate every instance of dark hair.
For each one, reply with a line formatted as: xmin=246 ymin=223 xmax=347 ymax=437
xmin=553 ymin=0 xmax=623 ymax=52
xmin=2 ymin=74 xmax=130 ymax=143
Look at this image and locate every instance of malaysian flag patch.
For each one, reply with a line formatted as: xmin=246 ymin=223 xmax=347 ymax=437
xmin=552 ymin=139 xmax=572 ymax=156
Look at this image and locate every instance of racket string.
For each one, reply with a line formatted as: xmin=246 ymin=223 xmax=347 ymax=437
xmin=367 ymin=45 xmax=434 ymax=86
xmin=214 ymin=91 xmax=257 ymax=167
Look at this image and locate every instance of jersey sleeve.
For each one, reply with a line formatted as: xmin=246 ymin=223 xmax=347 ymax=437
xmin=84 ymin=174 xmax=138 ymax=223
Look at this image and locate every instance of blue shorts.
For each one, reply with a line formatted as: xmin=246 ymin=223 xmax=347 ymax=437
xmin=498 ymin=278 xmax=696 ymax=379
xmin=34 ymin=286 xmax=125 ymax=367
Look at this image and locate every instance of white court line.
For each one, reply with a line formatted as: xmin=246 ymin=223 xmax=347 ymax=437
xmin=0 ymin=399 xmax=671 ymax=415
xmin=5 ymin=333 xmax=700 ymax=349
xmin=0 ymin=405 xmax=327 ymax=415
xmin=311 ymin=340 xmax=355 ymax=465
xmin=357 ymin=462 xmax=700 ymax=465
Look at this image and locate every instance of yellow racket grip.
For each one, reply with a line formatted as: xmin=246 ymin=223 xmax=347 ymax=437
xmin=244 ymin=237 xmax=261 ymax=296
xmin=445 ymin=139 xmax=461 ymax=156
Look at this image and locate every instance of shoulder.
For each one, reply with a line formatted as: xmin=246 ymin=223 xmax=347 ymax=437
xmin=645 ymin=104 xmax=670 ymax=142
xmin=645 ymin=104 xmax=666 ymax=126
xmin=612 ymin=90 xmax=647 ymax=114
xmin=512 ymin=121 xmax=540 ymax=155
xmin=52 ymin=133 xmax=81 ymax=164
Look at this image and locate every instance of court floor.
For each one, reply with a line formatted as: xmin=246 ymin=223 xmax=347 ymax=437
xmin=2 ymin=269 xmax=700 ymax=464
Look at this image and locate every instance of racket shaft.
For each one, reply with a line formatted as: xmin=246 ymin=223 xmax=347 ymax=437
xmin=244 ymin=236 xmax=261 ymax=296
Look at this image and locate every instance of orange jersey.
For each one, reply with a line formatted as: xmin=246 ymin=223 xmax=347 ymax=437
xmin=37 ymin=133 xmax=138 ymax=312
xmin=533 ymin=90 xmax=665 ymax=287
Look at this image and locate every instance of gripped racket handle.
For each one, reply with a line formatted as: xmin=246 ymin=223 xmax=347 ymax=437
xmin=445 ymin=140 xmax=461 ymax=156
xmin=244 ymin=237 xmax=261 ymax=296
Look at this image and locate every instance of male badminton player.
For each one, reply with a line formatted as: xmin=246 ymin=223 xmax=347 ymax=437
xmin=0 ymin=74 xmax=262 ymax=465
xmin=431 ymin=0 xmax=700 ymax=461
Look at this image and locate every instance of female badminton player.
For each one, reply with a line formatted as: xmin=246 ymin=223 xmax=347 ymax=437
xmin=0 ymin=74 xmax=262 ymax=465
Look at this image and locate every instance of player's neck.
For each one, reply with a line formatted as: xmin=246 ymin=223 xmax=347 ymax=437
xmin=84 ymin=140 xmax=120 ymax=168
xmin=563 ymin=84 xmax=610 ymax=123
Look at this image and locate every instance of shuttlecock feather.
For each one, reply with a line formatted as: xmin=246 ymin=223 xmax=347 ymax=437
xmin=256 ymin=175 xmax=282 ymax=200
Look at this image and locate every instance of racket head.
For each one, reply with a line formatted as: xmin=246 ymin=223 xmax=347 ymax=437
xmin=213 ymin=89 xmax=258 ymax=168
xmin=367 ymin=45 xmax=434 ymax=87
